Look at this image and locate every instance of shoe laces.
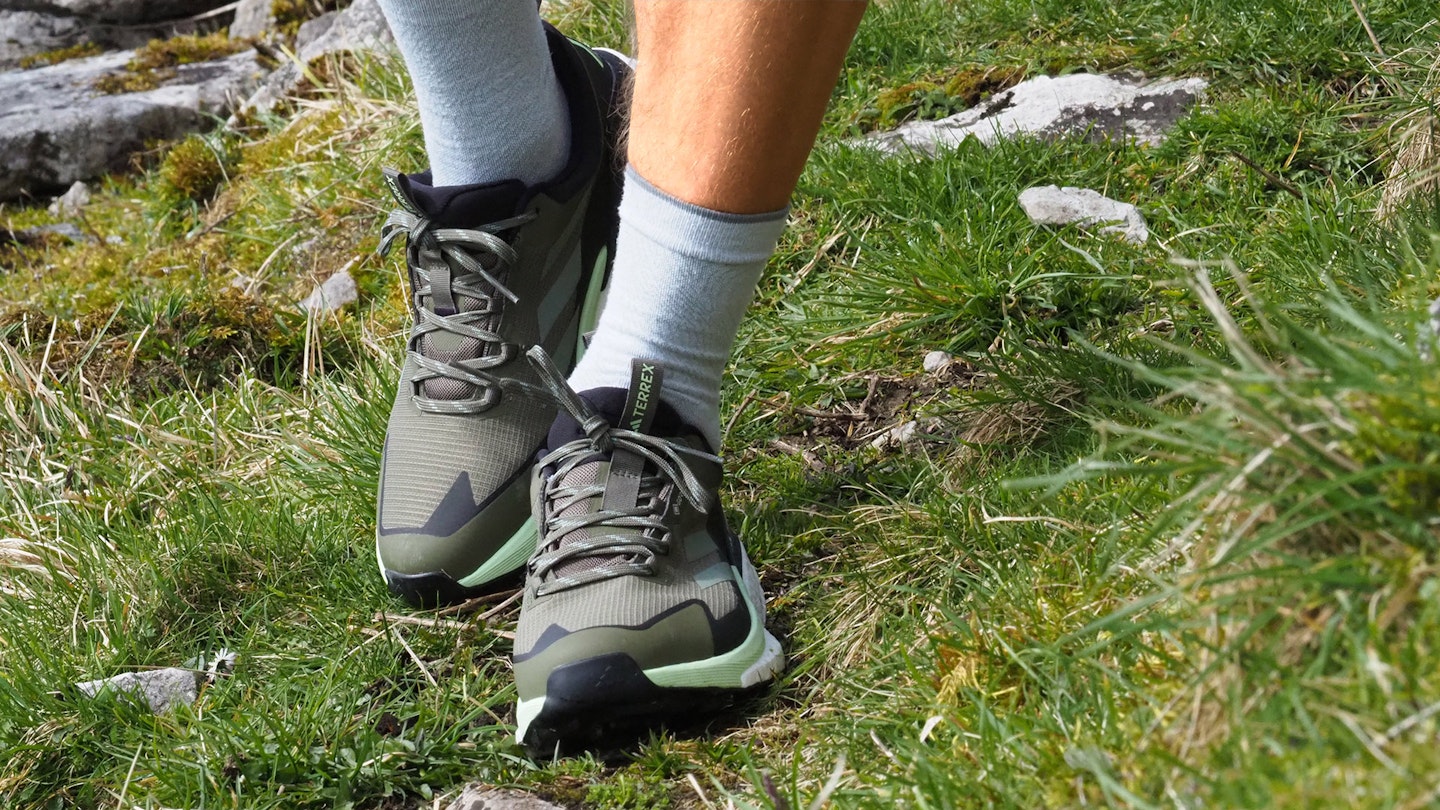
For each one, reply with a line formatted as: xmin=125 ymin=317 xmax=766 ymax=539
xmin=378 ymin=184 xmax=537 ymax=415
xmin=524 ymin=346 xmax=718 ymax=596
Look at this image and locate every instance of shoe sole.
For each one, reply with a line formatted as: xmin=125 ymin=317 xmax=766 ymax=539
xmin=515 ymin=554 xmax=785 ymax=752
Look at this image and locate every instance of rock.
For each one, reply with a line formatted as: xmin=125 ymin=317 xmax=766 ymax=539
xmin=3 ymin=222 xmax=93 ymax=244
xmin=866 ymin=73 xmax=1207 ymax=154
xmin=0 ymin=49 xmax=266 ymax=200
xmin=227 ymin=0 xmax=274 ymax=39
xmin=47 ymin=180 xmax=90 ymax=216
xmin=1018 ymin=185 xmax=1149 ymax=244
xmin=237 ymin=0 xmax=394 ymax=116
xmin=294 ymin=9 xmax=340 ymax=53
xmin=0 ymin=9 xmax=87 ymax=69
xmin=443 ymin=786 xmax=565 ymax=810
xmin=301 ymin=269 xmax=358 ymax=312
xmin=75 ymin=668 xmax=200 ymax=713
xmin=22 ymin=0 xmax=232 ymax=26
xmin=922 ymin=350 xmax=953 ymax=374
xmin=25 ymin=222 xmax=91 ymax=242
xmin=871 ymin=420 xmax=920 ymax=451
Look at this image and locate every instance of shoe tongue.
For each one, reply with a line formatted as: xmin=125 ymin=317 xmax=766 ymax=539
xmin=394 ymin=171 xmax=526 ymax=402
xmin=542 ymin=363 xmax=697 ymax=581
xmin=543 ymin=365 xmax=690 ymax=452
xmin=396 ymin=171 xmax=525 ymax=227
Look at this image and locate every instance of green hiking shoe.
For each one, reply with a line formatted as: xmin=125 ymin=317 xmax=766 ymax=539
xmin=513 ymin=348 xmax=786 ymax=753
xmin=375 ymin=28 xmax=630 ymax=608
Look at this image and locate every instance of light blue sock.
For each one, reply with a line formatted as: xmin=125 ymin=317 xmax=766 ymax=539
xmin=568 ymin=168 xmax=789 ymax=449
xmin=376 ymin=0 xmax=569 ymax=187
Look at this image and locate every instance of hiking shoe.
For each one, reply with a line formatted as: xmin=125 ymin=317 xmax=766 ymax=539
xmin=375 ymin=27 xmax=631 ymax=608
xmin=512 ymin=348 xmax=786 ymax=753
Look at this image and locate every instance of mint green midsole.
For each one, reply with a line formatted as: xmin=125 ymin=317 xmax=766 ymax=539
xmin=643 ymin=566 xmax=769 ymax=688
xmin=574 ymin=245 xmax=609 ymax=361
xmin=458 ymin=516 xmax=537 ymax=588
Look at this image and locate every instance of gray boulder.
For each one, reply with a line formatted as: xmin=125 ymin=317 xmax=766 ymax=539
xmin=238 ymin=0 xmax=393 ymax=116
xmin=0 ymin=48 xmax=266 ymax=200
xmin=866 ymin=73 xmax=1207 ymax=154
xmin=0 ymin=9 xmax=86 ymax=68
xmin=3 ymin=0 xmax=232 ymax=25
xmin=227 ymin=0 xmax=273 ymax=40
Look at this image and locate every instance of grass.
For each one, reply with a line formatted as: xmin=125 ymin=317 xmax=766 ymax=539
xmin=1 ymin=0 xmax=1439 ymax=806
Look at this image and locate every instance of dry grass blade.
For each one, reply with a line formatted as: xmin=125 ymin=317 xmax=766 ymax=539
xmin=1380 ymin=45 xmax=1440 ymax=219
xmin=0 ymin=536 xmax=77 ymax=597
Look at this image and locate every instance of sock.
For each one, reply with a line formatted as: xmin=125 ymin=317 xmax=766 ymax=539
xmin=568 ymin=168 xmax=788 ymax=450
xmin=376 ymin=0 xmax=569 ymax=186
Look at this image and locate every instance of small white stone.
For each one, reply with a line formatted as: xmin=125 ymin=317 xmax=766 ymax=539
xmin=871 ymin=420 xmax=920 ymax=450
xmin=1018 ymin=185 xmax=1149 ymax=244
xmin=47 ymin=180 xmax=90 ymax=217
xmin=300 ymin=269 xmax=359 ymax=313
xmin=444 ymin=786 xmax=565 ymax=810
xmin=922 ymin=350 xmax=953 ymax=374
xmin=75 ymin=668 xmax=199 ymax=714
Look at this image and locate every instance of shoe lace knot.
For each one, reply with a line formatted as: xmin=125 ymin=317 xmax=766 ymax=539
xmin=379 ymin=202 xmax=537 ymax=415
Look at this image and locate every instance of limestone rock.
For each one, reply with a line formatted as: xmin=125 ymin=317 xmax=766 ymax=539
xmin=923 ymin=350 xmax=953 ymax=374
xmin=0 ymin=9 xmax=86 ymax=68
xmin=1018 ymin=185 xmax=1149 ymax=244
xmin=301 ymin=269 xmax=358 ymax=312
xmin=227 ymin=0 xmax=274 ymax=39
xmin=0 ymin=48 xmax=265 ymax=200
xmin=871 ymin=420 xmax=920 ymax=451
xmin=47 ymin=180 xmax=90 ymax=216
xmin=866 ymin=73 xmax=1207 ymax=154
xmin=443 ymin=786 xmax=565 ymax=810
xmin=75 ymin=668 xmax=200 ymax=713
xmin=238 ymin=0 xmax=393 ymax=116
xmin=9 ymin=0 xmax=232 ymax=26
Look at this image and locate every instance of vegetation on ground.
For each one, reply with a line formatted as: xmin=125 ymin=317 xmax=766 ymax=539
xmin=1 ymin=0 xmax=1438 ymax=806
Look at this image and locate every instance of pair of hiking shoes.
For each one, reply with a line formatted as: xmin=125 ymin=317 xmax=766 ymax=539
xmin=373 ymin=26 xmax=783 ymax=753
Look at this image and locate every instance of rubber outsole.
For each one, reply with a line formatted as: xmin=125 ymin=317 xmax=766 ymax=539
xmin=519 ymin=652 xmax=772 ymax=756
xmin=383 ymin=567 xmax=522 ymax=609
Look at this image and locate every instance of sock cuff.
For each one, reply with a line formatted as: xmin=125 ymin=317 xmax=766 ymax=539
xmin=621 ymin=166 xmax=789 ymax=265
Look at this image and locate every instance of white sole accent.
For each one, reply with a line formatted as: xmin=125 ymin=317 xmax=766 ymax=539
xmin=594 ymin=47 xmax=637 ymax=70
xmin=514 ymin=696 xmax=544 ymax=743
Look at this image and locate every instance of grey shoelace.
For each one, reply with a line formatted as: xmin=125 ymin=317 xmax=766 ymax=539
xmin=525 ymin=346 xmax=718 ymax=595
xmin=379 ymin=204 xmax=537 ymax=415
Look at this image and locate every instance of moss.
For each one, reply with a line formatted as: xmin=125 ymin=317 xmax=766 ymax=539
xmin=852 ymin=64 xmax=1028 ymax=133
xmin=159 ymin=135 xmax=235 ymax=204
xmin=129 ymin=31 xmax=247 ymax=71
xmin=93 ymin=71 xmax=165 ymax=95
xmin=92 ymin=32 xmax=247 ymax=95
xmin=18 ymin=42 xmax=102 ymax=69
xmin=271 ymin=0 xmax=346 ymax=34
xmin=1346 ymin=373 xmax=1440 ymax=520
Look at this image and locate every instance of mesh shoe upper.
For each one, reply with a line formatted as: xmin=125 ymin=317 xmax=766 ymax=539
xmin=376 ymin=27 xmax=630 ymax=598
xmin=513 ymin=353 xmax=756 ymax=698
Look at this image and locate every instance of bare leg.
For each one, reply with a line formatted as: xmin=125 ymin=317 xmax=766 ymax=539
xmin=629 ymin=0 xmax=869 ymax=214
xmin=568 ymin=0 xmax=867 ymax=446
